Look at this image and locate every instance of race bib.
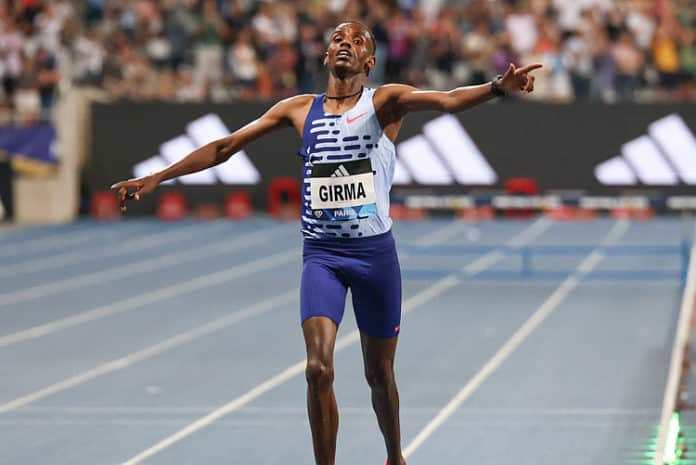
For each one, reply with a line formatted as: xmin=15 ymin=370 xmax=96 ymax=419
xmin=309 ymin=159 xmax=377 ymax=221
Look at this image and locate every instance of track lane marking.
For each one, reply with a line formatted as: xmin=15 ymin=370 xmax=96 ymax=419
xmin=0 ymin=221 xmax=156 ymax=259
xmin=0 ymin=290 xmax=298 ymax=414
xmin=402 ymin=220 xmax=630 ymax=458
xmin=117 ymin=218 xmax=552 ymax=465
xmin=0 ymin=224 xmax=292 ymax=309
xmin=0 ymin=221 xmax=232 ymax=278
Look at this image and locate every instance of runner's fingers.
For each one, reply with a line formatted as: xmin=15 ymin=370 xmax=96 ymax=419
xmin=520 ymin=75 xmax=530 ymax=90
xmin=119 ymin=190 xmax=127 ymax=213
xmin=517 ymin=63 xmax=543 ymax=74
xmin=503 ymin=63 xmax=515 ymax=80
xmin=525 ymin=76 xmax=535 ymax=92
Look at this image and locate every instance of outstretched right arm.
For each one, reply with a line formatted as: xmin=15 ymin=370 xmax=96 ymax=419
xmin=111 ymin=95 xmax=311 ymax=211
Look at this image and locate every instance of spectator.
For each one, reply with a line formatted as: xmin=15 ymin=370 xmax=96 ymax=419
xmin=682 ymin=33 xmax=696 ymax=84
xmin=34 ymin=46 xmax=59 ymax=116
xmin=612 ymin=30 xmax=644 ymax=100
xmin=384 ymin=10 xmax=412 ymax=83
xmin=193 ymin=0 xmax=227 ymax=88
xmin=625 ymin=1 xmax=655 ymax=50
xmin=505 ymin=2 xmax=538 ymax=56
xmin=653 ymin=18 xmax=682 ymax=93
xmin=462 ymin=19 xmax=496 ymax=85
xmin=296 ymin=21 xmax=323 ymax=93
xmin=227 ymin=27 xmax=259 ymax=95
xmin=13 ymin=52 xmax=41 ymax=122
xmin=268 ymin=40 xmax=298 ymax=97
xmin=70 ymin=26 xmax=105 ymax=85
xmin=427 ymin=9 xmax=459 ymax=88
xmin=0 ymin=19 xmax=24 ymax=105
xmin=251 ymin=1 xmax=281 ymax=48
xmin=0 ymin=0 xmax=693 ymax=116
xmin=562 ymin=30 xmax=593 ymax=99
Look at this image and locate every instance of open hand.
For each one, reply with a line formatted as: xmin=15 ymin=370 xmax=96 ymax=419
xmin=499 ymin=63 xmax=543 ymax=94
xmin=110 ymin=174 xmax=159 ymax=213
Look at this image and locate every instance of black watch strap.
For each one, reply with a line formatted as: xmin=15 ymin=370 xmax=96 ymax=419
xmin=491 ymin=75 xmax=506 ymax=97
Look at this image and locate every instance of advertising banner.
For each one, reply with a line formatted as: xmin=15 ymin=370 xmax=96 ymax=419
xmin=87 ymin=102 xmax=696 ymax=213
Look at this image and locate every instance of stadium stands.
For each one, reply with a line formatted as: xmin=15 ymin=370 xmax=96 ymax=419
xmin=0 ymin=0 xmax=694 ymax=122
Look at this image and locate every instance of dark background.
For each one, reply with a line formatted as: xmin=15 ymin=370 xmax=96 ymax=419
xmin=0 ymin=159 xmax=13 ymax=219
xmin=87 ymin=102 xmax=696 ymax=213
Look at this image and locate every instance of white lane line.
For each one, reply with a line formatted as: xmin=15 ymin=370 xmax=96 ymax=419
xmin=0 ymin=218 xmax=468 ymax=348
xmin=653 ymin=221 xmax=696 ymax=465
xmin=0 ymin=418 xmax=658 ymax=428
xmin=0 ymin=249 xmax=297 ymax=348
xmin=0 ymin=290 xmax=297 ymax=414
xmin=402 ymin=220 xmax=630 ymax=459
xmin=411 ymin=221 xmax=478 ymax=246
xmin=17 ymin=405 xmax=658 ymax=416
xmin=118 ymin=217 xmax=553 ymax=465
xmin=0 ymin=222 xmax=154 ymax=259
xmin=434 ymin=279 xmax=677 ymax=288
xmin=0 ymin=224 xmax=292 ymax=309
xmin=0 ymin=221 xmax=230 ymax=278
xmin=507 ymin=218 xmax=553 ymax=248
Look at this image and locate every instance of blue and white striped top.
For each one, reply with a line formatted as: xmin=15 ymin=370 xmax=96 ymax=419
xmin=298 ymin=87 xmax=395 ymax=240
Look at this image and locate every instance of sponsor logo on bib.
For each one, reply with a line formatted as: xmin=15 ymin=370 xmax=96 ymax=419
xmin=309 ymin=160 xmax=377 ymax=211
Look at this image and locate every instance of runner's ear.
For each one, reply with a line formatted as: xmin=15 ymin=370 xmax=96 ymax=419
xmin=365 ymin=55 xmax=375 ymax=77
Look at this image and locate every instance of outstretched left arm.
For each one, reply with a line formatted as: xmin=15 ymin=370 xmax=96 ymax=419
xmin=382 ymin=63 xmax=543 ymax=115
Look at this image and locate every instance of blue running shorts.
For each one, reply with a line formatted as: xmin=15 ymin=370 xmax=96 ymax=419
xmin=300 ymin=231 xmax=402 ymax=338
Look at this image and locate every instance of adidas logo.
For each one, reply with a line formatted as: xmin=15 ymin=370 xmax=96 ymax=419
xmin=595 ymin=114 xmax=696 ymax=186
xmin=133 ymin=114 xmax=260 ymax=185
xmin=331 ymin=165 xmax=350 ymax=177
xmin=133 ymin=113 xmax=494 ymax=186
xmin=394 ymin=114 xmax=497 ymax=186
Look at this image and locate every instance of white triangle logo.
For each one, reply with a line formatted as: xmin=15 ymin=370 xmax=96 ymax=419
xmin=133 ymin=114 xmax=260 ymax=185
xmin=395 ymin=114 xmax=497 ymax=185
xmin=595 ymin=114 xmax=696 ymax=186
xmin=330 ymin=165 xmax=350 ymax=177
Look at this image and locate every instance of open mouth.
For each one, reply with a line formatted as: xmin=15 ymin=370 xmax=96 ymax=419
xmin=336 ymin=50 xmax=352 ymax=60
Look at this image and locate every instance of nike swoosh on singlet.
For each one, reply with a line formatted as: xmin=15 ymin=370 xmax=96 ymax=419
xmin=346 ymin=112 xmax=368 ymax=124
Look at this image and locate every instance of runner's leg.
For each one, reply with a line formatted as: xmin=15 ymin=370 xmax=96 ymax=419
xmin=360 ymin=333 xmax=406 ymax=465
xmin=301 ymin=256 xmax=347 ymax=465
xmin=349 ymin=232 xmax=405 ymax=464
xmin=303 ymin=316 xmax=340 ymax=465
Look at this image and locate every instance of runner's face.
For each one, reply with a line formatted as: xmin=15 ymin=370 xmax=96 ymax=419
xmin=325 ymin=23 xmax=374 ymax=76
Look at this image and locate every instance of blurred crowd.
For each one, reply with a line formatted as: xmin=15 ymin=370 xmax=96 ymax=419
xmin=2 ymin=0 xmax=696 ymax=120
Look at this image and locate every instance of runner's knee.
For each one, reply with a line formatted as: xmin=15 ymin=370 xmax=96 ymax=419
xmin=365 ymin=362 xmax=394 ymax=390
xmin=306 ymin=358 xmax=334 ymax=388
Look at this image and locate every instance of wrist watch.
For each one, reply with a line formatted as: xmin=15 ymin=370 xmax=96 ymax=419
xmin=491 ymin=75 xmax=506 ymax=97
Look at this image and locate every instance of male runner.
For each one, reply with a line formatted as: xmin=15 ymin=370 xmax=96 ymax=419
xmin=112 ymin=21 xmax=541 ymax=465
